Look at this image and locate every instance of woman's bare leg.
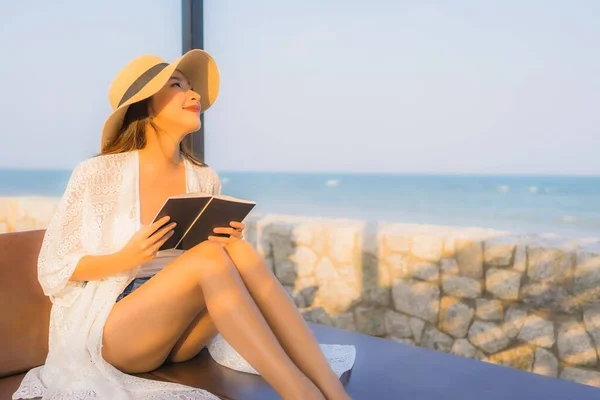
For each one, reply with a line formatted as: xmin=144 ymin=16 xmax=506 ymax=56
xmin=166 ymin=309 xmax=217 ymax=363
xmin=224 ymin=240 xmax=350 ymax=400
xmin=102 ymin=241 xmax=323 ymax=400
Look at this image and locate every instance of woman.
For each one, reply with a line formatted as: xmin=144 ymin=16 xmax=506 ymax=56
xmin=13 ymin=50 xmax=355 ymax=400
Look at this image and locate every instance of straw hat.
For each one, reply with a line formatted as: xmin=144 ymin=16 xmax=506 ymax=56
xmin=101 ymin=49 xmax=220 ymax=150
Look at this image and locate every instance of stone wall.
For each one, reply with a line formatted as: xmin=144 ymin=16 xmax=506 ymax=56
xmin=244 ymin=214 xmax=600 ymax=389
xmin=3 ymin=196 xmax=600 ymax=389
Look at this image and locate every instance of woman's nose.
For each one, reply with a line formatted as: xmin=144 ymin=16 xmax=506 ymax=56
xmin=190 ymin=89 xmax=201 ymax=103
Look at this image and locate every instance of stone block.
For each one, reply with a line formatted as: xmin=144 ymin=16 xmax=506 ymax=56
xmin=291 ymin=222 xmax=313 ymax=246
xmin=408 ymin=257 xmax=439 ymax=282
xmin=421 ymin=325 xmax=454 ymax=353
xmin=410 ymin=317 xmax=426 ymax=344
xmin=440 ymin=258 xmax=459 ymax=275
xmin=527 ymin=246 xmax=572 ymax=285
xmin=455 ymin=238 xmax=483 ymax=279
xmin=386 ymin=253 xmax=409 ymax=281
xmin=513 ymin=245 xmax=527 ymax=273
xmin=267 ymin=222 xmax=296 ymax=285
xmin=391 ymin=279 xmax=440 ymax=324
xmin=361 ymin=252 xmax=392 ymax=307
xmin=488 ymin=346 xmax=534 ymax=371
xmin=442 ymin=275 xmax=482 ymax=299
xmin=532 ymin=348 xmax=558 ymax=377
xmin=486 ymin=268 xmax=521 ymax=300
xmin=354 ymin=306 xmax=387 ymax=336
xmin=475 ymin=299 xmax=504 ymax=321
xmin=390 ymin=337 xmax=416 ymax=346
xmin=411 ymin=235 xmax=443 ymax=262
xmin=290 ymin=246 xmax=318 ymax=278
xmin=331 ymin=311 xmax=357 ymax=332
xmin=557 ymin=320 xmax=598 ymax=367
xmin=583 ymin=305 xmax=600 ymax=355
xmin=439 ymin=296 xmax=474 ymax=338
xmin=301 ymin=307 xmax=333 ymax=326
xmin=383 ymin=310 xmax=412 ymax=338
xmin=503 ymin=305 xmax=528 ymax=339
xmin=311 ymin=224 xmax=328 ymax=255
xmin=315 ymin=257 xmax=338 ymax=286
xmin=468 ymin=321 xmax=511 ymax=354
xmin=450 ymin=338 xmax=477 ymax=359
xmin=521 ymin=283 xmax=577 ymax=313
xmin=484 ymin=238 xmax=515 ymax=267
xmin=516 ymin=314 xmax=555 ymax=348
xmin=327 ymin=223 xmax=362 ymax=264
xmin=561 ymin=367 xmax=600 ymax=388
xmin=313 ymin=280 xmax=361 ymax=316
xmin=574 ymin=251 xmax=600 ymax=302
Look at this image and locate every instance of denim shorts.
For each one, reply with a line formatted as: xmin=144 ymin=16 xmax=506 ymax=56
xmin=116 ymin=277 xmax=151 ymax=302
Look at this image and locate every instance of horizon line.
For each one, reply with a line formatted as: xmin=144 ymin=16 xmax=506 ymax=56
xmin=1 ymin=166 xmax=599 ymax=178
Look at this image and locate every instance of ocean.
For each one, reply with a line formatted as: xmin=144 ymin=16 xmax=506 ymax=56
xmin=1 ymin=169 xmax=599 ymax=240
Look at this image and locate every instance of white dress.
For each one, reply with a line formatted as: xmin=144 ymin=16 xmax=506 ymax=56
xmin=13 ymin=150 xmax=356 ymax=400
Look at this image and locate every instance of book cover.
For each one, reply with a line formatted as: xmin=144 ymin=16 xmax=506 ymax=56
xmin=151 ymin=193 xmax=256 ymax=251
xmin=180 ymin=196 xmax=256 ymax=250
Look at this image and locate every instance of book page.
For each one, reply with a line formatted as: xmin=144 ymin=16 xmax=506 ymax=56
xmin=169 ymin=192 xmax=213 ymax=199
xmin=213 ymin=194 xmax=256 ymax=204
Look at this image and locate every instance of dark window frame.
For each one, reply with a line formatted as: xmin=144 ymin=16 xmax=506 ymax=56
xmin=181 ymin=0 xmax=205 ymax=161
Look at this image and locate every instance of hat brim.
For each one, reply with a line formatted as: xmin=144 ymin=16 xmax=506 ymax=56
xmin=101 ymin=49 xmax=219 ymax=150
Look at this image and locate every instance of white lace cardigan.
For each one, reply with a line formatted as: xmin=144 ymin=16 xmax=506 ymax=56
xmin=13 ymin=151 xmax=356 ymax=400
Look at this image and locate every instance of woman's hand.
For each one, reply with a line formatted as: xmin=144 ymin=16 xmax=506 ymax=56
xmin=119 ymin=216 xmax=177 ymax=266
xmin=208 ymin=221 xmax=245 ymax=245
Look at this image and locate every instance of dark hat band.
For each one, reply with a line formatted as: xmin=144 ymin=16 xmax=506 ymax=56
xmin=118 ymin=62 xmax=169 ymax=107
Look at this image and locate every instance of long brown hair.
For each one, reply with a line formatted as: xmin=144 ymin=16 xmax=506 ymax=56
xmin=99 ymin=98 xmax=206 ymax=167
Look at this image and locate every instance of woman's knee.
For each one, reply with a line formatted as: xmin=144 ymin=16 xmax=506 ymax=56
xmin=224 ymin=238 xmax=254 ymax=254
xmin=224 ymin=240 xmax=269 ymax=275
xmin=184 ymin=240 xmax=236 ymax=281
xmin=188 ymin=240 xmax=227 ymax=259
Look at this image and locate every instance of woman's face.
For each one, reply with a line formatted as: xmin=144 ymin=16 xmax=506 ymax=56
xmin=149 ymin=70 xmax=201 ymax=136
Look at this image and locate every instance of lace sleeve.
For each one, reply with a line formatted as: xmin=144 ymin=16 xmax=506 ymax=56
xmin=37 ymin=162 xmax=89 ymax=304
xmin=209 ymin=167 xmax=222 ymax=195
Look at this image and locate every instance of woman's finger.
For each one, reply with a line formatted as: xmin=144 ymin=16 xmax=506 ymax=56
xmin=144 ymin=216 xmax=171 ymax=236
xmin=212 ymin=227 xmax=242 ymax=240
xmin=208 ymin=235 xmax=232 ymax=244
xmin=213 ymin=227 xmax=235 ymax=235
xmin=149 ymin=230 xmax=175 ymax=254
xmin=230 ymin=221 xmax=245 ymax=230
xmin=148 ymin=222 xmax=177 ymax=245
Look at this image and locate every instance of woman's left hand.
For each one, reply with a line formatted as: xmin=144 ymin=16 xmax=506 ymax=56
xmin=208 ymin=221 xmax=245 ymax=244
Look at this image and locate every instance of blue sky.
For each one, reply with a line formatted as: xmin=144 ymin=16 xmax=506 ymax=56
xmin=1 ymin=1 xmax=599 ymax=175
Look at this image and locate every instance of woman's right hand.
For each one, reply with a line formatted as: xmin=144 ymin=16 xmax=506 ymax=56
xmin=119 ymin=216 xmax=177 ymax=266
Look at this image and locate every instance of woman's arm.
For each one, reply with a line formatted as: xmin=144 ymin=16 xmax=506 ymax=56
xmin=69 ymin=251 xmax=137 ymax=282
xmin=38 ymin=160 xmax=138 ymax=299
xmin=69 ymin=216 xmax=176 ymax=282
